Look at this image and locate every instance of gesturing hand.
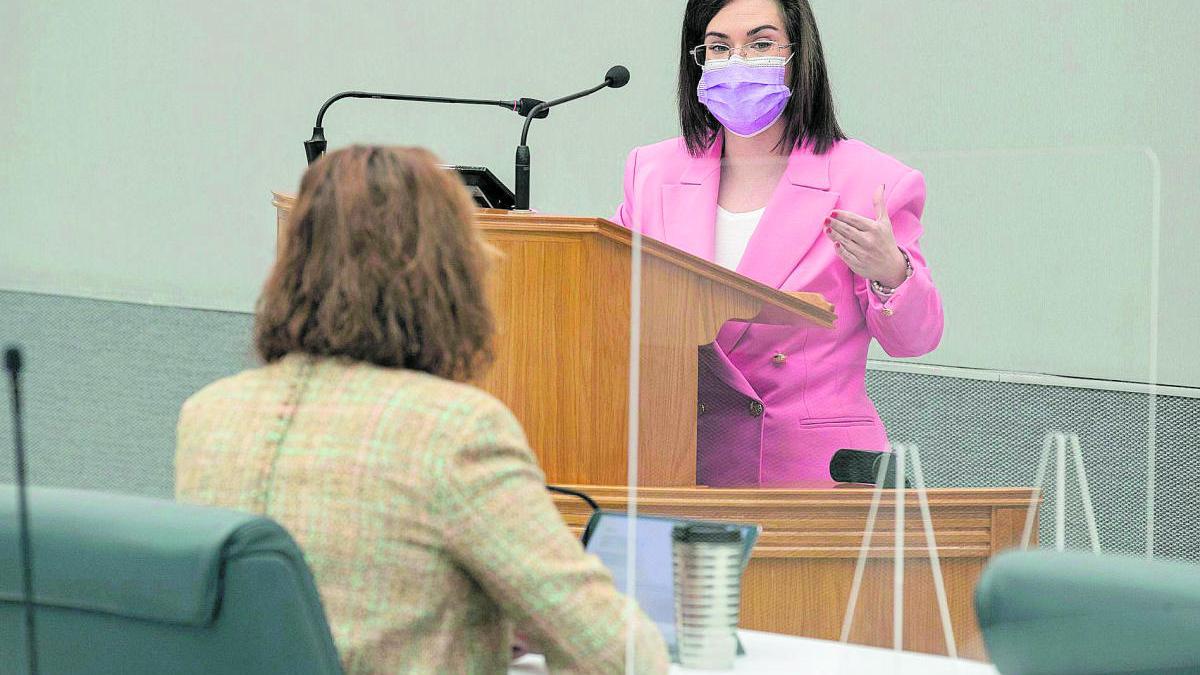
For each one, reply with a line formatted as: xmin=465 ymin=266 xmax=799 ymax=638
xmin=825 ymin=184 xmax=908 ymax=288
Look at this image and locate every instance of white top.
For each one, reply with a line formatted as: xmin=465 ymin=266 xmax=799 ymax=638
xmin=510 ymin=629 xmax=998 ymax=674
xmin=714 ymin=205 xmax=765 ymax=270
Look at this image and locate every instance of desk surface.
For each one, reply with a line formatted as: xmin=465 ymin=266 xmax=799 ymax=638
xmin=510 ymin=629 xmax=998 ymax=674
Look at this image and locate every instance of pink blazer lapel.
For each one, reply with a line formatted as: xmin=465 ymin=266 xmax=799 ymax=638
xmin=661 ymin=138 xmax=722 ymax=260
xmin=735 ymin=145 xmax=839 ymax=289
xmin=717 ymin=145 xmax=839 ymax=350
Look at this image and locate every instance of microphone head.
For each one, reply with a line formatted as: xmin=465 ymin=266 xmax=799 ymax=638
xmin=4 ymin=346 xmax=22 ymax=375
xmin=829 ymin=448 xmax=904 ymax=488
xmin=605 ymin=65 xmax=630 ymax=89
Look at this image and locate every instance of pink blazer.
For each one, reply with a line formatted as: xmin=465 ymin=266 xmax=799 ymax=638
xmin=613 ymin=136 xmax=944 ymax=486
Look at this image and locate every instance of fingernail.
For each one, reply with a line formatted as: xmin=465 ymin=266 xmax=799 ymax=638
xmin=825 ymin=227 xmax=832 ymax=234
xmin=834 ymin=242 xmax=840 ymax=248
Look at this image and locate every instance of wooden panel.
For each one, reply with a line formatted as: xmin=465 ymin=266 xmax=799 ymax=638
xmin=579 ymin=235 xmax=632 ymax=483
xmin=635 ymin=252 xmax=765 ymax=485
xmin=479 ymin=231 xmax=597 ymax=481
xmin=990 ymin=502 xmax=1038 ymax=553
xmin=738 ymin=556 xmax=988 ymax=657
xmin=551 ymin=484 xmax=1039 ymax=662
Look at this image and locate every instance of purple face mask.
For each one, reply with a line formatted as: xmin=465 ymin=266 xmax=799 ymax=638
xmin=697 ymin=56 xmax=792 ymax=137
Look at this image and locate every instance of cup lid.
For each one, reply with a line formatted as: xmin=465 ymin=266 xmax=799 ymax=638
xmin=672 ymin=523 xmax=742 ymax=543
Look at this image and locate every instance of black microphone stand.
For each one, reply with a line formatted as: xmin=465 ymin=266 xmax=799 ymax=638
xmin=5 ymin=346 xmax=37 ymax=675
xmin=304 ymin=91 xmax=548 ymax=164
xmin=515 ymin=83 xmax=608 ymax=211
xmin=514 ymin=65 xmax=629 ymax=211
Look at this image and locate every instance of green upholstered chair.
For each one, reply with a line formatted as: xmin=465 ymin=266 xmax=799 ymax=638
xmin=976 ymin=549 xmax=1200 ymax=675
xmin=0 ymin=485 xmax=342 ymax=674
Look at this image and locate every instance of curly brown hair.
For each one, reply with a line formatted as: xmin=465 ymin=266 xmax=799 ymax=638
xmin=255 ymin=145 xmax=495 ymax=381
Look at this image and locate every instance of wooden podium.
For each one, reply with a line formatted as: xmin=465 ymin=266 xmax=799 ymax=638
xmin=272 ymin=195 xmax=1036 ymax=660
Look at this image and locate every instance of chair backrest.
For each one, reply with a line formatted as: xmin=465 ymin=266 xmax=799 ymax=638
xmin=0 ymin=485 xmax=342 ymax=674
xmin=976 ymin=549 xmax=1200 ymax=674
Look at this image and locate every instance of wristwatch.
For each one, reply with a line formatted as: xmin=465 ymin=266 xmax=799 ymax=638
xmin=871 ymin=248 xmax=913 ymax=296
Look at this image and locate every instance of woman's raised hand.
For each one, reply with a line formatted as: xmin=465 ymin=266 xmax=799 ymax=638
xmin=825 ymin=184 xmax=908 ymax=288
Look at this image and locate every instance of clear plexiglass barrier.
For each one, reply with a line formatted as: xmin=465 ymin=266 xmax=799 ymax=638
xmin=608 ymin=3 xmax=1197 ymax=672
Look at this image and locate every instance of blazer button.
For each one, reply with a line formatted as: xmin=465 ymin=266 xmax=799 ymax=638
xmin=698 ymin=402 xmax=707 ymax=416
xmin=772 ymin=352 xmax=787 ymax=365
xmin=749 ymin=401 xmax=764 ymax=417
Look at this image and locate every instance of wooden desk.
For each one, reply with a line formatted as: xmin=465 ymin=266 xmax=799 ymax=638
xmin=551 ymin=483 xmax=1037 ymax=661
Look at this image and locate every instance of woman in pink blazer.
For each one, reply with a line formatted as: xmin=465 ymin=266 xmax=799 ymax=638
xmin=613 ymin=0 xmax=944 ymax=486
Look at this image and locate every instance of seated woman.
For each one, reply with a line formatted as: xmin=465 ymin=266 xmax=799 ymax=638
xmin=175 ymin=146 xmax=668 ymax=674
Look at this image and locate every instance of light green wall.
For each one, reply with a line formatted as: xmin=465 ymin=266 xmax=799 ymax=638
xmin=830 ymin=0 xmax=1200 ymax=387
xmin=2 ymin=1 xmax=1197 ymax=385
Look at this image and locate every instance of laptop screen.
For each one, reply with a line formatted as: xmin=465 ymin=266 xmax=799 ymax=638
xmin=581 ymin=511 xmax=760 ymax=655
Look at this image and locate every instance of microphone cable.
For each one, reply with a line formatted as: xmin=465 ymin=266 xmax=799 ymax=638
xmin=545 ymin=484 xmax=600 ymax=513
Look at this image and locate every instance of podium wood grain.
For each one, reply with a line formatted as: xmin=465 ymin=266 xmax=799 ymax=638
xmin=551 ymin=483 xmax=1038 ymax=661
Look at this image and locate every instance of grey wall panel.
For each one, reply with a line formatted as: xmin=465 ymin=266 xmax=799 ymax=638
xmin=867 ymin=371 xmax=1200 ymax=562
xmin=0 ymin=291 xmax=255 ymax=498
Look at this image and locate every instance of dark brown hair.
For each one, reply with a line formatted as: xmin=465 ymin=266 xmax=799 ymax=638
xmin=255 ymin=145 xmax=494 ymax=381
xmin=678 ymin=0 xmax=846 ymax=156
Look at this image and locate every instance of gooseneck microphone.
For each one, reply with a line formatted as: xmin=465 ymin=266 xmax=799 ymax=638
xmin=6 ymin=346 xmax=38 ymax=675
xmin=303 ymin=91 xmax=550 ymax=164
xmin=829 ymin=448 xmax=908 ymax=488
xmin=514 ymin=65 xmax=630 ymax=210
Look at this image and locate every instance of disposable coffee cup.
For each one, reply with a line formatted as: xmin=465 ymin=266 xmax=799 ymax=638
xmin=672 ymin=523 xmax=743 ymax=670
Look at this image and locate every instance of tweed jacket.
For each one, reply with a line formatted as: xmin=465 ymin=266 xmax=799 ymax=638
xmin=176 ymin=353 xmax=667 ymax=674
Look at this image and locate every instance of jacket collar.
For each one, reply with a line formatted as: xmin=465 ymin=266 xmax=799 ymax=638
xmin=680 ymin=135 xmax=831 ymax=190
xmin=664 ymin=134 xmax=838 ymax=290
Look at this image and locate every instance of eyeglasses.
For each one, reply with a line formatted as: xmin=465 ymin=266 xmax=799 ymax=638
xmin=689 ymin=40 xmax=796 ymax=67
